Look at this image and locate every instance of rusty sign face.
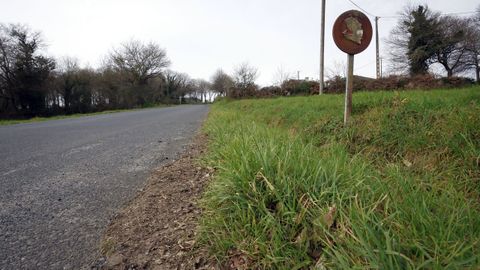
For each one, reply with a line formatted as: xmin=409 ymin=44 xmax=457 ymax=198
xmin=333 ymin=10 xmax=372 ymax=55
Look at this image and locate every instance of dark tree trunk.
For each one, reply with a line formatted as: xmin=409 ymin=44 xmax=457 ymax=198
xmin=447 ymin=69 xmax=453 ymax=78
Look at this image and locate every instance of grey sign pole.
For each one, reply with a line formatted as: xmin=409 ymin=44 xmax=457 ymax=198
xmin=344 ymin=54 xmax=354 ymax=125
xmin=319 ymin=0 xmax=326 ymax=94
xmin=333 ymin=10 xmax=373 ymax=126
xmin=375 ymin=16 xmax=380 ymax=79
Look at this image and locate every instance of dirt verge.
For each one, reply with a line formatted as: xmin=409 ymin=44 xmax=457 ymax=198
xmin=93 ymin=133 xmax=216 ymax=270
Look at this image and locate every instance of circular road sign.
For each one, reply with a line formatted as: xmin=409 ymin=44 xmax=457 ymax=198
xmin=333 ymin=10 xmax=373 ymax=55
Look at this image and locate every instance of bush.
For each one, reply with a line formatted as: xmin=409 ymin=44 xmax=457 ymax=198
xmin=324 ymin=74 xmax=475 ymax=94
xmin=221 ymin=74 xmax=474 ymax=101
xmin=282 ymin=80 xmax=319 ymax=95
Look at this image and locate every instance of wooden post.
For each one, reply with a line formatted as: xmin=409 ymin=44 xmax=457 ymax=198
xmin=344 ymin=54 xmax=354 ymax=125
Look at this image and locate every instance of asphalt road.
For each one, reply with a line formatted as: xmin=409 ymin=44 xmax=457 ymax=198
xmin=0 ymin=105 xmax=209 ymax=270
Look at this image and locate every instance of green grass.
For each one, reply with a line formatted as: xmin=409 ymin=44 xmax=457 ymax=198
xmin=0 ymin=104 xmax=171 ymax=126
xmin=199 ymin=87 xmax=480 ymax=269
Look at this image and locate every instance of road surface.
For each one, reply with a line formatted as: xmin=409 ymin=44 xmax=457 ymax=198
xmin=0 ymin=105 xmax=209 ymax=269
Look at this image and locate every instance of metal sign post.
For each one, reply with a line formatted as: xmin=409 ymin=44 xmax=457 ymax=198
xmin=319 ymin=0 xmax=326 ymax=95
xmin=345 ymin=54 xmax=354 ymax=124
xmin=332 ymin=10 xmax=372 ymax=125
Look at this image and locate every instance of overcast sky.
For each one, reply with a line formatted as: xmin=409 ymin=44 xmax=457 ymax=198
xmin=0 ymin=0 xmax=478 ymax=85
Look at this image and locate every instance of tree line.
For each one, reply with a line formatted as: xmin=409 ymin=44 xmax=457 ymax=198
xmin=2 ymin=5 xmax=479 ymax=117
xmin=0 ymin=24 xmax=212 ymax=119
xmin=387 ymin=5 xmax=480 ymax=80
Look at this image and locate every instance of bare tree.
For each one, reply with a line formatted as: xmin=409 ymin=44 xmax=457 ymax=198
xmin=57 ymin=56 xmax=79 ymax=73
xmin=464 ymin=17 xmax=480 ymax=82
xmin=433 ymin=16 xmax=470 ymax=77
xmin=104 ymin=40 xmax=171 ymax=106
xmin=272 ymin=66 xmax=292 ymax=87
xmin=107 ymin=40 xmax=170 ymax=84
xmin=56 ymin=57 xmax=79 ymax=112
xmin=210 ymin=69 xmax=234 ymax=97
xmin=206 ymin=88 xmax=216 ymax=101
xmin=55 ymin=57 xmax=98 ymax=113
xmin=385 ymin=19 xmax=409 ymax=75
xmin=233 ymin=62 xmax=258 ymax=90
xmin=195 ymin=79 xmax=211 ymax=103
xmin=95 ymin=64 xmax=125 ymax=108
xmin=0 ymin=25 xmax=16 ymax=112
xmin=164 ymin=70 xmax=191 ymax=102
xmin=326 ymin=60 xmax=347 ymax=79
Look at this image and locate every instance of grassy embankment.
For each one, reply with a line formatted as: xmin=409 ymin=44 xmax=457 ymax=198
xmin=200 ymin=87 xmax=480 ymax=269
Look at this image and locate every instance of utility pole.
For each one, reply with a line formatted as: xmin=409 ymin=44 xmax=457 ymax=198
xmin=375 ymin=16 xmax=380 ymax=79
xmin=297 ymin=71 xmax=300 ymax=80
xmin=319 ymin=0 xmax=326 ymax=94
xmin=380 ymin=57 xmax=383 ymax=78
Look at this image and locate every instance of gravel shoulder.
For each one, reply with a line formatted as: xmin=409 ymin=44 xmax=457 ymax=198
xmin=94 ymin=134 xmax=216 ymax=270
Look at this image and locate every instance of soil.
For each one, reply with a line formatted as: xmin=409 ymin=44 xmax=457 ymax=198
xmin=92 ymin=134 xmax=217 ymax=270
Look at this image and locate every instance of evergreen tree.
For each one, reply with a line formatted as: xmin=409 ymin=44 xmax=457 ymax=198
xmin=404 ymin=6 xmax=440 ymax=75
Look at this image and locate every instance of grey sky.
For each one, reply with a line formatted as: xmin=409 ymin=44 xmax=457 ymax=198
xmin=0 ymin=0 xmax=478 ymax=85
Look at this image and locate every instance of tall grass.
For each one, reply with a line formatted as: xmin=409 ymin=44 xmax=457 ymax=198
xmin=199 ymin=87 xmax=480 ymax=269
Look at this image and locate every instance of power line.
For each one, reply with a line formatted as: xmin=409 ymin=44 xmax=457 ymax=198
xmin=378 ymin=15 xmax=401 ymax=19
xmin=345 ymin=0 xmax=399 ymax=19
xmin=443 ymin=11 xmax=478 ymax=16
xmin=345 ymin=0 xmax=478 ymax=19
xmin=346 ymin=0 xmax=376 ymax=17
xmin=354 ymin=60 xmax=376 ymax=71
